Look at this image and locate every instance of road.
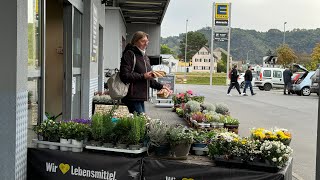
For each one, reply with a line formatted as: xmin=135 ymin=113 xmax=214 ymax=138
xmin=174 ymin=84 xmax=318 ymax=180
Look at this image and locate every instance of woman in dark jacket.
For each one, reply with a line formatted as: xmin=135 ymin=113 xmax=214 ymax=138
xmin=120 ymin=31 xmax=168 ymax=113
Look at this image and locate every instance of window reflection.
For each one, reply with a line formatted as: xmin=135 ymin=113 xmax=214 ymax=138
xmin=28 ymin=0 xmax=41 ymax=147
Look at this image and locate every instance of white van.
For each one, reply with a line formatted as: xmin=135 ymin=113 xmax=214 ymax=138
xmin=254 ymin=67 xmax=285 ymax=91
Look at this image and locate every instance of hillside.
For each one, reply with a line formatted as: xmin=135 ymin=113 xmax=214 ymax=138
xmin=161 ymin=27 xmax=320 ymax=64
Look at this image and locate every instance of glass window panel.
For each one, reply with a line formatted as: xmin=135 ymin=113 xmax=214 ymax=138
xmin=28 ymin=0 xmax=41 ymax=147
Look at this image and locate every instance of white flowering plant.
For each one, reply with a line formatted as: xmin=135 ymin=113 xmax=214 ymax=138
xmin=260 ymin=140 xmax=293 ymax=167
xmin=208 ymin=132 xmax=241 ymax=158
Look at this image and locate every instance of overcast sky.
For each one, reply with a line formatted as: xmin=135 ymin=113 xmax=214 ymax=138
xmin=161 ymin=0 xmax=320 ymax=37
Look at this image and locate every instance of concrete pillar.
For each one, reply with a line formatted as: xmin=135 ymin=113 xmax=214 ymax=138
xmin=0 ymin=0 xmax=28 ymax=179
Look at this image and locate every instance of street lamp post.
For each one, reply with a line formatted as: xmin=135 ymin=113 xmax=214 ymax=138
xmin=283 ymin=22 xmax=287 ymax=45
xmin=246 ymin=50 xmax=253 ymax=64
xmin=184 ymin=19 xmax=188 ymax=79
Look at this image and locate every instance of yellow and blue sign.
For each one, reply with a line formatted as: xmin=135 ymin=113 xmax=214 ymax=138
xmin=215 ymin=3 xmax=229 ymax=20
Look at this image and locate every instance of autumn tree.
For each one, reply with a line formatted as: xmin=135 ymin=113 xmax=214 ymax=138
xmin=276 ymin=44 xmax=297 ymax=67
xmin=179 ymin=31 xmax=208 ymax=61
xmin=308 ymin=43 xmax=320 ymax=70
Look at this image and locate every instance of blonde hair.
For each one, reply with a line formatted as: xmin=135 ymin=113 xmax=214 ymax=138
xmin=130 ymin=31 xmax=149 ymax=45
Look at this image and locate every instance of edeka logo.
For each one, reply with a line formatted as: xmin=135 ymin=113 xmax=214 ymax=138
xmin=165 ymin=176 xmax=194 ymax=180
xmin=46 ymin=162 xmax=117 ymax=180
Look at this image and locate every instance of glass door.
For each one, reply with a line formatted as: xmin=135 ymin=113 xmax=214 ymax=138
xmin=63 ymin=4 xmax=82 ymax=120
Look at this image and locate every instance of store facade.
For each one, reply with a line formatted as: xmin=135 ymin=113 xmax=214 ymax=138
xmin=0 ymin=0 xmax=169 ymax=179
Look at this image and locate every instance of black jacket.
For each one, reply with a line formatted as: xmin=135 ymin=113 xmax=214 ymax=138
xmin=283 ymin=69 xmax=293 ymax=83
xmin=119 ymin=44 xmax=163 ymax=101
xmin=244 ymin=69 xmax=253 ymax=81
xmin=230 ymin=68 xmax=239 ymax=82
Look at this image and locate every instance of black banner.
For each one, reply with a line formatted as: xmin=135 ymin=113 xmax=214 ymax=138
xmin=142 ymin=157 xmax=286 ymax=180
xmin=27 ymin=148 xmax=141 ymax=180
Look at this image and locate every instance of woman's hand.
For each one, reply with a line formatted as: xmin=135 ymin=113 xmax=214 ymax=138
xmin=144 ymin=72 xmax=154 ymax=79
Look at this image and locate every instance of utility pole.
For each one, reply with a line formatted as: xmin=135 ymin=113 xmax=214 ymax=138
xmin=184 ymin=19 xmax=188 ymax=80
xmin=283 ymin=22 xmax=287 ymax=45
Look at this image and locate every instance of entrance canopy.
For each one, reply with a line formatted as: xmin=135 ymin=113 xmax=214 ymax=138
xmin=103 ymin=0 xmax=170 ymax=24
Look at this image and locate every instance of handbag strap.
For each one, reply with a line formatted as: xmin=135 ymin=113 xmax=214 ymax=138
xmin=132 ymin=53 xmax=136 ymax=73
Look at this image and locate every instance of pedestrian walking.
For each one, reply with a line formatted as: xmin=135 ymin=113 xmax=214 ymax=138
xmin=283 ymin=65 xmax=293 ymax=95
xmin=227 ymin=65 xmax=242 ymax=96
xmin=242 ymin=65 xmax=256 ymax=96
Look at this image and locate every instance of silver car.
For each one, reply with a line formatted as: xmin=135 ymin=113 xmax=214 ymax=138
xmin=292 ymin=64 xmax=315 ymax=96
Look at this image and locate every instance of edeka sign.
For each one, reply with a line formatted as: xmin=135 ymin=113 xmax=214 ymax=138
xmin=27 ymin=148 xmax=141 ymax=180
xmin=215 ymin=3 xmax=229 ymax=20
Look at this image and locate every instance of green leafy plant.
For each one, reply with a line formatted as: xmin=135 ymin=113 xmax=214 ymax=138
xmin=167 ymin=125 xmax=193 ymax=146
xmin=147 ymin=119 xmax=170 ymax=147
xmin=71 ymin=122 xmax=90 ymax=141
xmin=45 ymin=112 xmax=62 ymax=121
xmin=113 ymin=117 xmax=131 ymax=144
xmin=101 ymin=111 xmax=115 ymax=143
xmin=223 ymin=116 xmax=240 ymax=125
xmin=215 ymin=103 xmax=229 ymax=115
xmin=59 ymin=122 xmax=73 ymax=139
xmin=185 ymin=100 xmax=201 ymax=113
xmin=191 ymin=96 xmax=205 ymax=103
xmin=44 ymin=120 xmax=60 ymax=142
xmin=201 ymin=102 xmax=216 ymax=112
xmin=91 ymin=113 xmax=104 ymax=141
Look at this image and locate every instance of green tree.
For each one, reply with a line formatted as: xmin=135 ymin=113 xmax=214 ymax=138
xmin=179 ymin=31 xmax=208 ymax=61
xmin=276 ymin=44 xmax=298 ymax=67
xmin=217 ymin=52 xmax=227 ymax=73
xmin=309 ymin=43 xmax=320 ymax=70
xmin=160 ymin=44 xmax=174 ymax=55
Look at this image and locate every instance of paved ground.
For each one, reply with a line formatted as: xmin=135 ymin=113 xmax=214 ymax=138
xmin=145 ymin=84 xmax=318 ymax=180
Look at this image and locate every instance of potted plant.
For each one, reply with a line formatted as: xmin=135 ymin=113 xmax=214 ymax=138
xmin=113 ymin=116 xmax=131 ymax=149
xmin=191 ymin=95 xmax=205 ymax=103
xmin=44 ymin=120 xmax=60 ymax=150
xmin=260 ymin=140 xmax=293 ymax=168
xmin=90 ymin=113 xmax=104 ymax=146
xmin=70 ymin=122 xmax=90 ymax=152
xmin=147 ymin=119 xmax=170 ymax=156
xmin=167 ymin=125 xmax=193 ymax=158
xmin=201 ymin=102 xmax=216 ymax=112
xmin=215 ymin=103 xmax=230 ymax=115
xmin=191 ymin=112 xmax=208 ymax=128
xmin=101 ymin=112 xmax=115 ymax=148
xmin=185 ymin=100 xmax=201 ymax=114
xmin=223 ymin=116 xmax=240 ymax=134
xmin=58 ymin=121 xmax=73 ymax=151
xmin=208 ymin=132 xmax=241 ymax=161
xmin=128 ymin=115 xmax=141 ymax=150
xmin=33 ymin=121 xmax=49 ymax=148
xmin=193 ymin=131 xmax=209 ymax=156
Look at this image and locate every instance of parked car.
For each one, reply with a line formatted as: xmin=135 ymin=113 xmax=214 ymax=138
xmin=254 ymin=67 xmax=285 ymax=91
xmin=310 ymin=68 xmax=320 ymax=95
xmin=238 ymin=72 xmax=257 ymax=88
xmin=292 ymin=64 xmax=315 ymax=96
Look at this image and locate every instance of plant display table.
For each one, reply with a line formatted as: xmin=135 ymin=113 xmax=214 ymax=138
xmin=27 ymin=148 xmax=292 ymax=180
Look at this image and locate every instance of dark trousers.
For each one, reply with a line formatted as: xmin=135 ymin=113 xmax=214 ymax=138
xmin=284 ymin=82 xmax=292 ymax=94
xmin=123 ymin=100 xmax=145 ymax=114
xmin=243 ymin=81 xmax=254 ymax=95
xmin=227 ymin=82 xmax=241 ymax=94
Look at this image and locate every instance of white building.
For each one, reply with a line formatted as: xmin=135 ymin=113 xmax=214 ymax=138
xmin=191 ymin=46 xmax=218 ymax=72
xmin=160 ymin=54 xmax=179 ymax=72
